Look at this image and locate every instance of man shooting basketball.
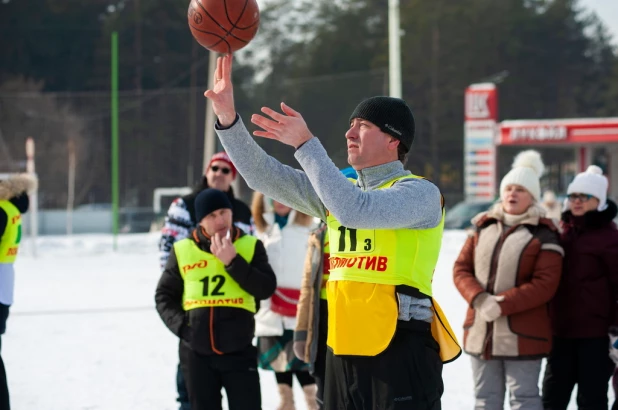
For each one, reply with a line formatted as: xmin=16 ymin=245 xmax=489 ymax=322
xmin=204 ymin=54 xmax=460 ymax=410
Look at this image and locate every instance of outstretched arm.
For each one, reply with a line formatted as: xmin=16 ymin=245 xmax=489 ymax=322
xmin=205 ymin=54 xmax=326 ymax=220
xmin=215 ymin=117 xmax=327 ymax=220
xmin=251 ymin=102 xmax=442 ymax=229
xmin=206 ymin=55 xmax=441 ymax=229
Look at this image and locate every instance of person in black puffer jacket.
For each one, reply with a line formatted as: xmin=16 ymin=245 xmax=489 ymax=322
xmin=156 ymin=189 xmax=276 ymax=410
xmin=158 ymin=152 xmax=253 ymax=410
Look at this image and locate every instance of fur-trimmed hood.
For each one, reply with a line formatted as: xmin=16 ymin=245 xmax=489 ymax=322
xmin=0 ymin=173 xmax=38 ymax=201
xmin=471 ymin=203 xmax=558 ymax=232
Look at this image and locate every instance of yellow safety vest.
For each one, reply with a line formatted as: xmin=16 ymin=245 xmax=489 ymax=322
xmin=174 ymin=235 xmax=258 ymax=313
xmin=326 ymin=175 xmax=461 ymax=363
xmin=0 ymin=201 xmax=22 ymax=264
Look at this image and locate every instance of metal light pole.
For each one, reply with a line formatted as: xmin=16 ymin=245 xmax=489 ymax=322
xmin=25 ymin=137 xmax=37 ymax=257
xmin=111 ymin=31 xmax=119 ymax=251
xmin=388 ymin=0 xmax=402 ymax=98
xmin=203 ymin=51 xmax=219 ymax=172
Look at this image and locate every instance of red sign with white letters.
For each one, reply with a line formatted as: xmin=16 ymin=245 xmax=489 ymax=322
xmin=465 ymin=84 xmax=498 ymax=122
xmin=498 ymin=118 xmax=618 ymax=145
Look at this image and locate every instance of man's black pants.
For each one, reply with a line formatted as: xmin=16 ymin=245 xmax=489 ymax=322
xmin=542 ymin=336 xmax=614 ymax=410
xmin=176 ymin=362 xmax=190 ymax=410
xmin=179 ymin=343 xmax=261 ymax=410
xmin=323 ymin=323 xmax=443 ymax=410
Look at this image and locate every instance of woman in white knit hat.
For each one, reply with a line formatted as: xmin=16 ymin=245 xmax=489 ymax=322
xmin=542 ymin=165 xmax=618 ymax=410
xmin=454 ymin=150 xmax=563 ymax=410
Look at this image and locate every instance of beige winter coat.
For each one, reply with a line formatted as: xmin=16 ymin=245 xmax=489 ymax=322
xmin=453 ymin=205 xmax=564 ymax=360
xmin=294 ymin=224 xmax=327 ymax=365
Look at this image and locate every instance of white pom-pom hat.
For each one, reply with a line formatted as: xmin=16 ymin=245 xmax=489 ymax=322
xmin=500 ymin=150 xmax=545 ymax=201
xmin=567 ymin=165 xmax=608 ymax=211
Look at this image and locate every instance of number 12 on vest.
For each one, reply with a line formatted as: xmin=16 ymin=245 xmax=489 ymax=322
xmin=200 ymin=275 xmax=226 ymax=296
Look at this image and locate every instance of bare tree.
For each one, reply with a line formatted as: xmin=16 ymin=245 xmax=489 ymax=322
xmin=0 ymin=76 xmax=101 ymax=208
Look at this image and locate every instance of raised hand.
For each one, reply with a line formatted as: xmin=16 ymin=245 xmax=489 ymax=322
xmin=251 ymin=102 xmax=314 ymax=149
xmin=210 ymin=231 xmax=237 ymax=266
xmin=204 ymin=54 xmax=237 ymax=127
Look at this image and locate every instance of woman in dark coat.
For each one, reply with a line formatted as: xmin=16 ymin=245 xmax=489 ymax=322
xmin=542 ymin=165 xmax=618 ymax=410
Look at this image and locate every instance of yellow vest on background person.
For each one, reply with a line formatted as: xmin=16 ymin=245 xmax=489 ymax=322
xmin=325 ymin=175 xmax=461 ymax=363
xmin=174 ymin=235 xmax=258 ymax=313
xmin=0 ymin=200 xmax=22 ymax=264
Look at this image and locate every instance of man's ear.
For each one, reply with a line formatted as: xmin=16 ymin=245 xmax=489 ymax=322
xmin=388 ymin=137 xmax=400 ymax=151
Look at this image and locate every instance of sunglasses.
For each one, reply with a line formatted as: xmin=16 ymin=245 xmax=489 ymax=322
xmin=210 ymin=165 xmax=231 ymax=175
xmin=567 ymin=193 xmax=594 ymax=202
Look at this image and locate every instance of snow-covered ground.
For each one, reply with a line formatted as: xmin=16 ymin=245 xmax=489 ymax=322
xmin=2 ymin=231 xmax=613 ymax=409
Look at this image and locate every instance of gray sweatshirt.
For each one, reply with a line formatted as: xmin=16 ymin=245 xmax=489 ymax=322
xmin=215 ymin=116 xmax=443 ymax=322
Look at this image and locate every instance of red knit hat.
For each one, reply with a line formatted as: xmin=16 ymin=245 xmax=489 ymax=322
xmin=206 ymin=152 xmax=237 ymax=179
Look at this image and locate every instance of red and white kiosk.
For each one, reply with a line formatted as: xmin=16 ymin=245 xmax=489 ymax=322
xmin=464 ymin=83 xmax=618 ymax=202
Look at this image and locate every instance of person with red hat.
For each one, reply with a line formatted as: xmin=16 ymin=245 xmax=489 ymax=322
xmin=158 ymin=151 xmax=253 ymax=410
xmin=159 ymin=151 xmax=253 ymax=268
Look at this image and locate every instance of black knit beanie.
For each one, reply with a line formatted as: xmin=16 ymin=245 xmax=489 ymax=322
xmin=195 ymin=189 xmax=233 ymax=223
xmin=349 ymin=96 xmax=415 ymax=151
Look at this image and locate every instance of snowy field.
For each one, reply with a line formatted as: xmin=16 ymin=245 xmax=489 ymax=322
xmin=3 ymin=231 xmax=613 ymax=409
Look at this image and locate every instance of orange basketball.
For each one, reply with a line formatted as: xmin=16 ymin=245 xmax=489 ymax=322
xmin=188 ymin=0 xmax=260 ymax=54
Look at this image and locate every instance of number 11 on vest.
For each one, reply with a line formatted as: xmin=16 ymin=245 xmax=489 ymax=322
xmin=336 ymin=226 xmax=374 ymax=253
